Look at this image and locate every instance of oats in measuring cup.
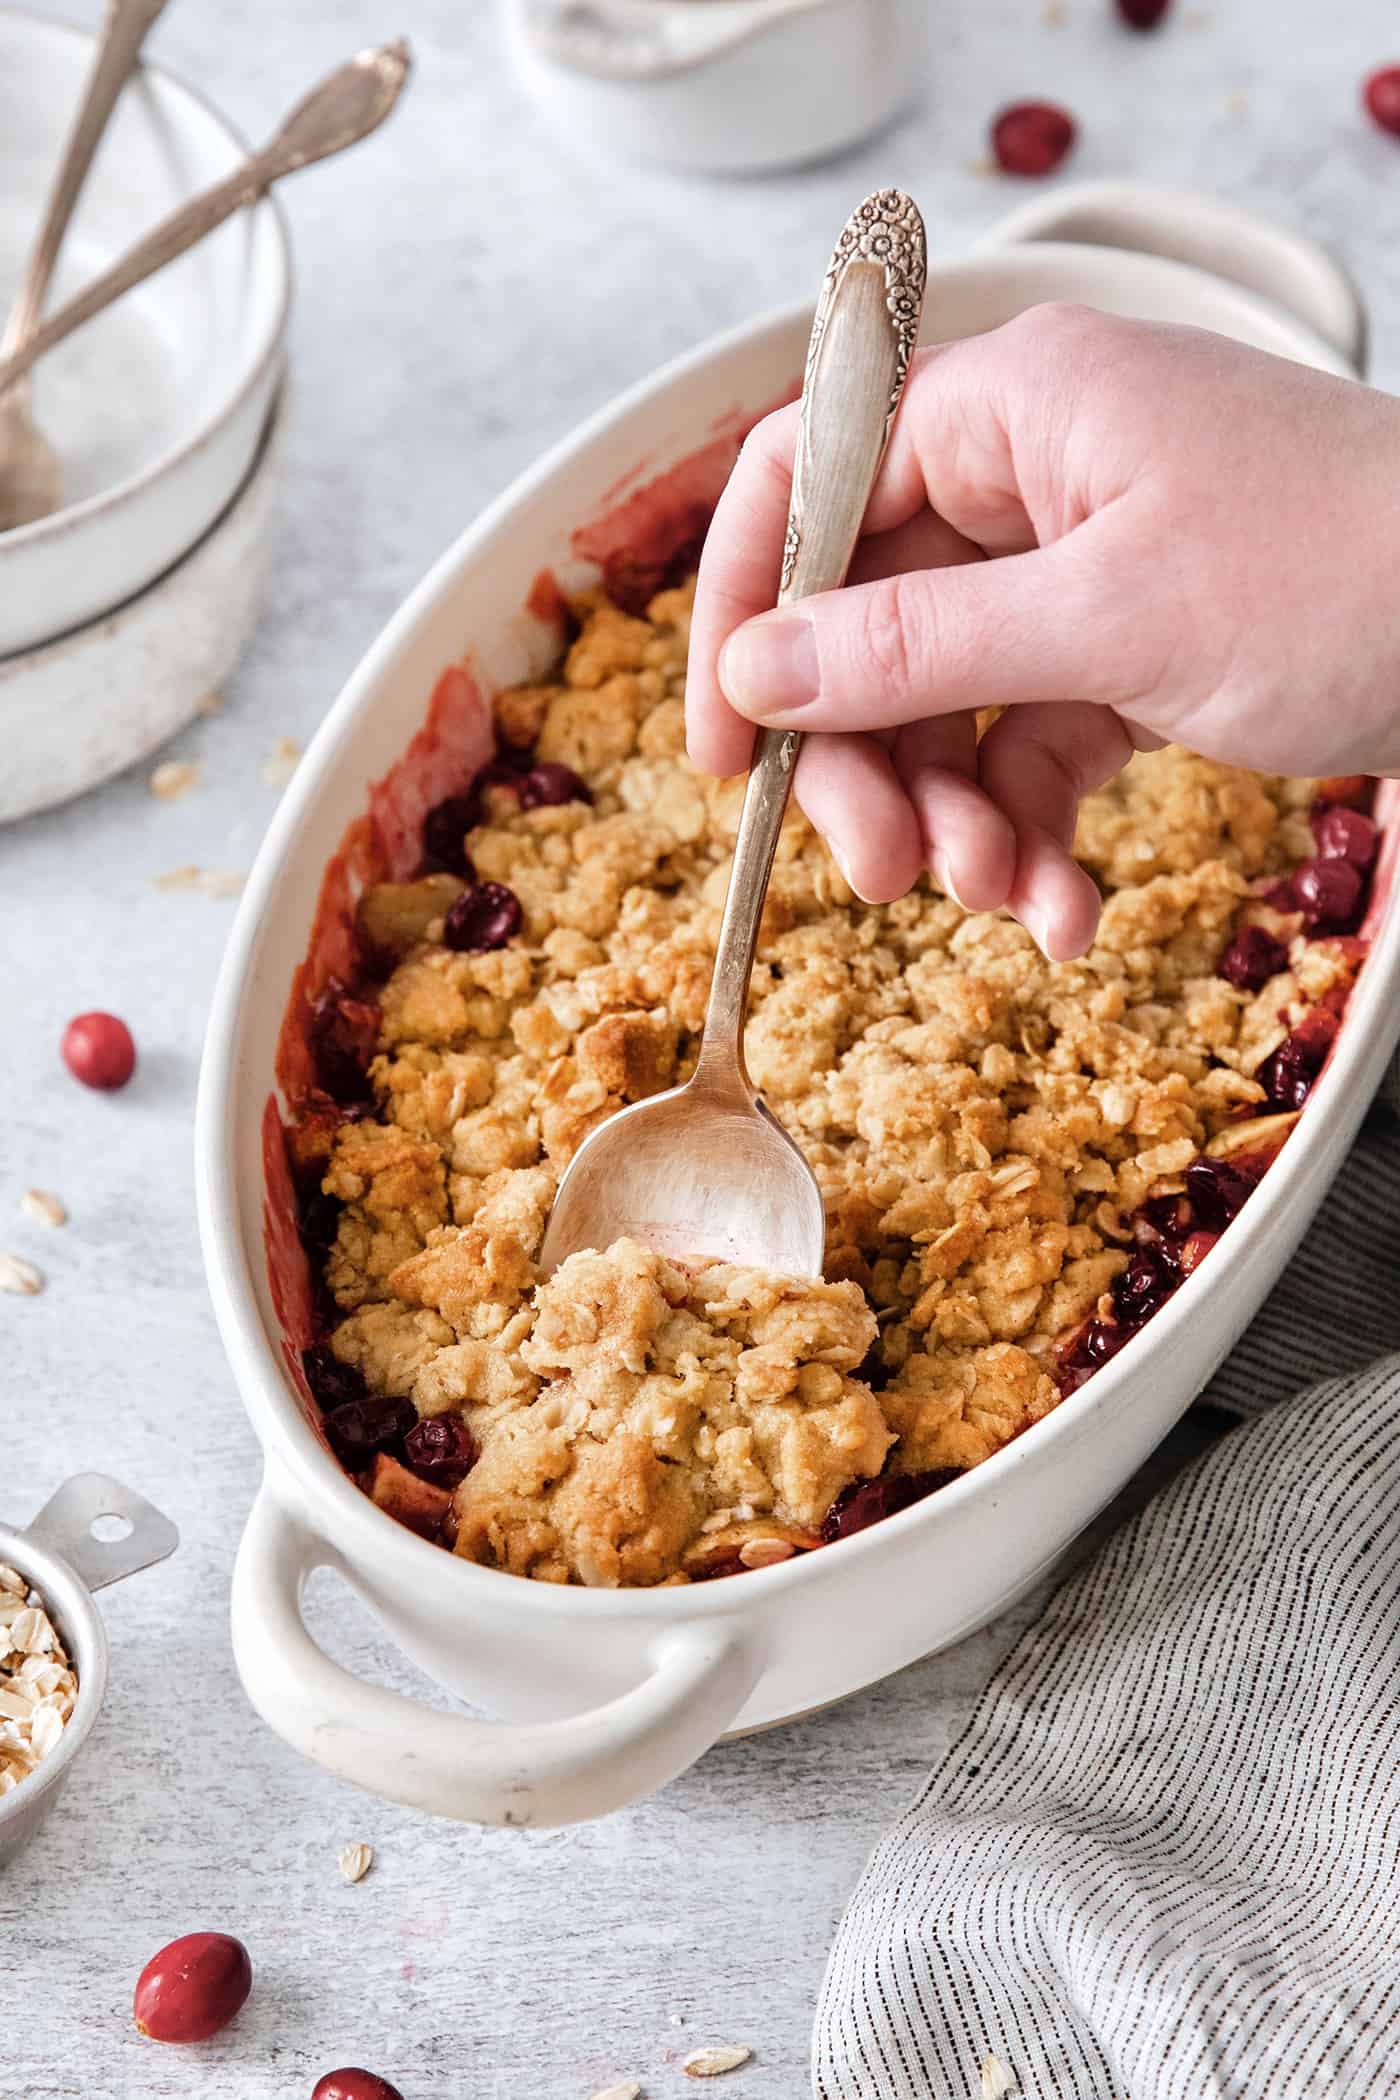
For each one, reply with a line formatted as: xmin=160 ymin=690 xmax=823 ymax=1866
xmin=0 ymin=1563 xmax=78 ymax=1794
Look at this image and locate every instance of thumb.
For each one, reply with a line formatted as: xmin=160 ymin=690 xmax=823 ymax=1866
xmin=717 ymin=521 xmax=1151 ymax=733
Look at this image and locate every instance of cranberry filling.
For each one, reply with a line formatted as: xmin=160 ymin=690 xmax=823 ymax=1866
xmin=421 ymin=793 xmax=480 ymax=877
xmin=403 ymin=1415 xmax=477 ymax=1487
xmin=519 ymin=761 xmax=591 ymax=810
xmin=1218 ymin=924 xmax=1288 ymax=992
xmin=1184 ymin=1150 xmax=1266 ymax=1231
xmin=302 ymin=1343 xmax=369 ymax=1413
xmin=324 ymin=1395 xmax=416 ymax=1464
xmin=1292 ymin=857 xmax=1363 ymax=932
xmin=1311 ymin=803 xmax=1378 ymax=871
xmin=1056 ymin=1317 xmax=1133 ymax=1395
xmin=821 ymin=1467 xmax=959 ymax=1544
xmin=442 ymin=881 xmax=524 ymax=953
xmin=307 ymin=980 xmax=381 ymax=1106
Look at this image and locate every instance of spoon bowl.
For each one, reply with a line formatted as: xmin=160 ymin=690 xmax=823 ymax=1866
xmin=540 ymin=189 xmax=928 ymax=1279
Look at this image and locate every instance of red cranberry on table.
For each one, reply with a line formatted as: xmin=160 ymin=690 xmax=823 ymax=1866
xmin=133 ymin=1932 xmax=252 ymax=2043
xmin=991 ymin=102 xmax=1076 ymax=177
xmin=312 ymin=2073 xmax=404 ymax=2100
xmin=61 ymin=1010 xmax=136 ymax=1090
xmin=1364 ymin=66 xmax=1400 ymax=137
xmin=1116 ymin=0 xmax=1170 ymax=24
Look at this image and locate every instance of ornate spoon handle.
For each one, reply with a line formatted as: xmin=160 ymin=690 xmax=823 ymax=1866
xmin=692 ymin=190 xmax=927 ymax=1093
xmin=0 ymin=41 xmax=412 ymax=398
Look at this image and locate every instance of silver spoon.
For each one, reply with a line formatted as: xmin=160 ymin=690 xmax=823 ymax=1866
xmin=0 ymin=0 xmax=171 ymax=533
xmin=540 ymin=188 xmax=928 ymax=1279
xmin=0 ymin=41 xmax=412 ymax=416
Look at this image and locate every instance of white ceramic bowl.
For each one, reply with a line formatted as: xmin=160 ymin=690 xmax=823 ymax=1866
xmin=199 ymin=186 xmax=1399 ymax=1828
xmin=0 ymin=7 xmax=290 ymax=657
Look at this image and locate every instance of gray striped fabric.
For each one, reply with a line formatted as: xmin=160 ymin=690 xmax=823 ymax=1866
xmin=815 ymin=1099 xmax=1400 ymax=2100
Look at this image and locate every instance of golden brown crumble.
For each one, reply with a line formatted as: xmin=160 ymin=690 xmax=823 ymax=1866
xmin=304 ymin=579 xmax=1362 ymax=1585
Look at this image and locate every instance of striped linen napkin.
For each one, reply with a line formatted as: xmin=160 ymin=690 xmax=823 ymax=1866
xmin=814 ymin=1081 xmax=1400 ymax=2100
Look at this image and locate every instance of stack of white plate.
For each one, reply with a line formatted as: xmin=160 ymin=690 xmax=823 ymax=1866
xmin=0 ymin=9 xmax=291 ymax=823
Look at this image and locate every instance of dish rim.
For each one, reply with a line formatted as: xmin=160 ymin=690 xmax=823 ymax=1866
xmin=0 ymin=4 xmax=292 ymax=564
xmin=197 ymin=253 xmax=1400 ymax=1624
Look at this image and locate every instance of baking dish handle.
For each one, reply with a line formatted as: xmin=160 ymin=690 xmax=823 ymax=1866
xmin=231 ymin=1479 xmax=756 ymax=1827
xmin=982 ymin=179 xmax=1367 ymax=376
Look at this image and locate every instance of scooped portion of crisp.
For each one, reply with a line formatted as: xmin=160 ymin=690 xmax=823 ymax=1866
xmin=287 ymin=575 xmax=1375 ymax=1583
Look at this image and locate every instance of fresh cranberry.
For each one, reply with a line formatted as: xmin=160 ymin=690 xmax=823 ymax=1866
xmin=1116 ymin=0 xmax=1170 ymax=23
xmin=442 ymin=881 xmax=524 ymax=953
xmin=312 ymin=2075 xmax=404 ymax=2100
xmin=1177 ymin=1230 xmax=1219 ymax=1276
xmin=324 ymin=1396 xmax=415 ymax=1463
xmin=1219 ymin=924 xmax=1288 ymax=992
xmin=1185 ymin=1151 xmax=1265 ymax=1231
xmin=991 ymin=102 xmax=1076 ymax=176
xmin=1292 ymin=857 xmax=1363 ymax=931
xmin=134 ymin=1933 xmax=252 ymax=2043
xmin=61 ymin=1011 xmax=136 ymax=1090
xmin=308 ymin=981 xmax=381 ymax=1105
xmin=1364 ymin=65 xmax=1400 ymax=137
xmin=1310 ymin=804 xmax=1378 ymax=871
xmin=821 ymin=1468 xmax=957 ymax=1544
xmin=519 ymin=761 xmax=591 ymax=810
xmin=1258 ymin=1006 xmax=1339 ymax=1109
xmin=404 ymin=1414 xmax=477 ymax=1486
xmin=302 ymin=1343 xmax=368 ymax=1413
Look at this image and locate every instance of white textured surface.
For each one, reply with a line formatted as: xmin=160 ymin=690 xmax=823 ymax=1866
xmin=4 ymin=2 xmax=1398 ymax=2094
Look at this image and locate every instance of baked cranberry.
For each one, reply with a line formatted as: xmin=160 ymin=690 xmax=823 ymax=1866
xmin=1260 ymin=878 xmax=1298 ymax=911
xmin=1258 ymin=1006 xmax=1339 ymax=1110
xmin=325 ymin=1395 xmax=415 ymax=1463
xmin=134 ymin=1933 xmax=252 ymax=2043
xmin=442 ymin=881 xmax=524 ymax=953
xmin=991 ymin=102 xmax=1076 ymax=176
xmin=1219 ymin=924 xmax=1288 ymax=992
xmin=421 ymin=793 xmax=479 ymax=877
xmin=1117 ymin=0 xmax=1170 ymax=22
xmin=1293 ymin=857 xmax=1363 ymax=931
xmin=1137 ymin=1192 xmax=1191 ymax=1247
xmin=1364 ymin=65 xmax=1400 ymax=137
xmin=312 ymin=2074 xmax=404 ymax=2100
xmin=1185 ymin=1151 xmax=1264 ymax=1231
xmin=821 ymin=1468 xmax=957 ymax=1544
xmin=1177 ymin=1230 xmax=1219 ymax=1275
xmin=61 ymin=1011 xmax=136 ymax=1090
xmin=519 ymin=761 xmax=591 ymax=810
xmin=1111 ymin=1245 xmax=1176 ymax=1327
xmin=1056 ymin=1316 xmax=1131 ymax=1393
xmin=308 ymin=980 xmax=381 ymax=1105
xmin=302 ymin=1343 xmax=368 ymax=1413
xmin=404 ymin=1414 xmax=477 ymax=1486
xmin=1310 ymin=803 xmax=1378 ymax=871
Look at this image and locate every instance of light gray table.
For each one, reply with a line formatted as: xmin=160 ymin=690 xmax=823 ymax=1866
xmin=6 ymin=3 xmax=1397 ymax=2094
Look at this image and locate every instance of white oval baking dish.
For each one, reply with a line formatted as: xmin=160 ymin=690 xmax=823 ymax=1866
xmin=198 ymin=185 xmax=1400 ymax=1828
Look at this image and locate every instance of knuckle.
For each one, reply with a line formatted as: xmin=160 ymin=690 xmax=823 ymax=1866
xmin=854 ymin=575 xmax=926 ymax=699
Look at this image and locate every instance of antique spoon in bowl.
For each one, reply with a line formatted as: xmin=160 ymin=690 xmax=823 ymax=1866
xmin=0 ymin=0 xmax=171 ymax=532
xmin=0 ymin=41 xmax=412 ymax=413
xmin=540 ymin=188 xmax=927 ymax=1278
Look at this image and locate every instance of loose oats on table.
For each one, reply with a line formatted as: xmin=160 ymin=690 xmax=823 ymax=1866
xmin=286 ymin=578 xmax=1378 ymax=1586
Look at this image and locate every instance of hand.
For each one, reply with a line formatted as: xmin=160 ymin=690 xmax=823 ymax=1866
xmin=685 ymin=304 xmax=1400 ymax=958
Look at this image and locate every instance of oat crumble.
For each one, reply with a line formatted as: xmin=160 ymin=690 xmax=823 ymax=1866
xmin=0 ymin=1564 xmax=78 ymax=1795
xmin=288 ymin=577 xmax=1374 ymax=1586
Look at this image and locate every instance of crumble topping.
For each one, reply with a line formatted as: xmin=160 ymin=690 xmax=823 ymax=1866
xmin=290 ymin=577 xmax=1371 ymax=1585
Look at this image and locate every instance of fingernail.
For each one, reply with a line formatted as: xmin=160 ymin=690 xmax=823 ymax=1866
xmin=1020 ymin=901 xmax=1053 ymax=958
xmin=931 ymin=850 xmax=970 ymax=913
xmin=719 ymin=614 xmax=819 ymax=718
